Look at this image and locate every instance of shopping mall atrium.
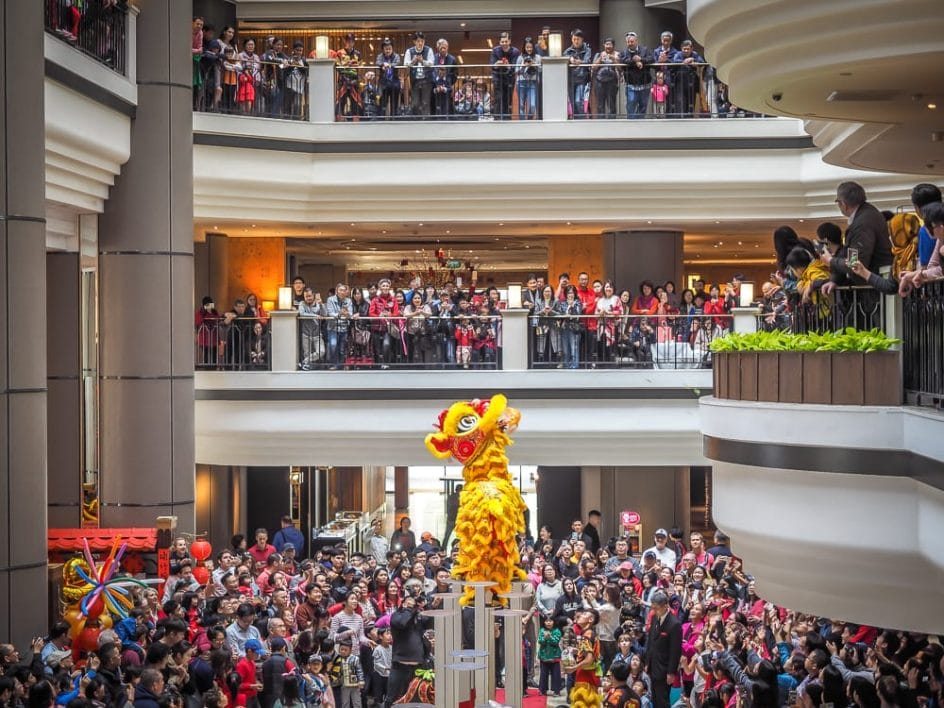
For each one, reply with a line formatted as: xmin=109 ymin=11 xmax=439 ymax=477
xmin=2 ymin=0 xmax=943 ymax=706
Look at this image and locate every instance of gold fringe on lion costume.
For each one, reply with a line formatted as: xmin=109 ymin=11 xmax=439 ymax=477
xmin=424 ymin=394 xmax=528 ymax=606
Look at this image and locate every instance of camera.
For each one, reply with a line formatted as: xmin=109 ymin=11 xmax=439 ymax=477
xmin=771 ymin=92 xmax=783 ymax=102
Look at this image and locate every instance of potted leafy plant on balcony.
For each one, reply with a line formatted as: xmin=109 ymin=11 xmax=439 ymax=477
xmin=710 ymin=328 xmax=901 ymax=405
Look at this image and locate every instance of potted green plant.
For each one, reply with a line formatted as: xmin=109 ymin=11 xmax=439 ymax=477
xmin=709 ymin=328 xmax=901 ymax=405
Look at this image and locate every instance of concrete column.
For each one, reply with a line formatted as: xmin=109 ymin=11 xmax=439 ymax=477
xmin=308 ymin=58 xmax=336 ymax=123
xmin=98 ymin=0 xmax=195 ymax=531
xmin=602 ymin=230 xmax=683 ymax=293
xmin=47 ymin=252 xmax=82 ymax=528
xmin=500 ymin=308 xmax=528 ymax=370
xmin=599 ymin=0 xmax=688 ymax=49
xmin=0 ymin=0 xmax=49 ymax=646
xmin=730 ymin=307 xmax=761 ymax=334
xmin=269 ymin=310 xmax=298 ymax=372
xmin=540 ymin=56 xmax=569 ymax=121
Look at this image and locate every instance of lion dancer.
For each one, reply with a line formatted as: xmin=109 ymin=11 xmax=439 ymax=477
xmin=424 ymin=394 xmax=527 ymax=607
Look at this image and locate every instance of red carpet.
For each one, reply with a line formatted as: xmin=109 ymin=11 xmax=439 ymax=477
xmin=494 ymin=688 xmax=550 ymax=707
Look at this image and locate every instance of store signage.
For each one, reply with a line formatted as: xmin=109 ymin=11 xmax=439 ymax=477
xmin=620 ymin=510 xmax=641 ymax=526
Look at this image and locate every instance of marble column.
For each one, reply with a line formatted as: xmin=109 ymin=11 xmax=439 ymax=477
xmin=0 ymin=0 xmax=50 ymax=645
xmin=602 ymin=230 xmax=684 ymax=294
xmin=98 ymin=0 xmax=195 ymax=531
xmin=46 ymin=252 xmax=82 ymax=528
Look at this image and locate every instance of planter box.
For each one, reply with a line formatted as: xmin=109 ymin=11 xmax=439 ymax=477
xmin=713 ymin=350 xmax=901 ymax=406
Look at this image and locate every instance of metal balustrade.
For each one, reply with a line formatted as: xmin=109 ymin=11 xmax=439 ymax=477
xmin=903 ymin=279 xmax=944 ymax=408
xmin=45 ymin=0 xmax=128 ymax=74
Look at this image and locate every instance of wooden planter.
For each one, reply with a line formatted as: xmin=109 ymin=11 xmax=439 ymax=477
xmin=713 ymin=350 xmax=901 ymax=406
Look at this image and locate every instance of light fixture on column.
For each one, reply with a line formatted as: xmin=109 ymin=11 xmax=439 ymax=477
xmin=506 ymin=282 xmax=522 ymax=308
xmin=278 ymin=286 xmax=293 ymax=310
xmin=315 ymin=35 xmax=330 ymax=57
xmin=548 ymin=32 xmax=562 ymax=57
xmin=262 ymin=300 xmax=275 ymax=312
xmin=739 ymin=282 xmax=755 ymax=307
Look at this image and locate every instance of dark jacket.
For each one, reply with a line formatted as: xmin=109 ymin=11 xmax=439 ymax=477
xmin=563 ymin=42 xmax=593 ymax=84
xmin=830 ymin=202 xmax=893 ymax=284
xmin=260 ymin=653 xmax=290 ymax=708
xmin=390 ymin=606 xmax=427 ymax=664
xmin=619 ymin=45 xmax=652 ymax=85
xmin=645 ymin=610 xmax=682 ymax=682
xmin=490 ymin=46 xmax=521 ymax=84
xmin=133 ymin=684 xmax=162 ymax=708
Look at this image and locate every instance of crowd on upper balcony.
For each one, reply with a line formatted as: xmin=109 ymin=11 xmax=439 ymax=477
xmin=757 ymin=181 xmax=944 ymax=332
xmin=194 ymin=270 xmax=739 ymax=372
xmin=189 ymin=17 xmax=750 ymax=121
xmin=4 ymin=515 xmax=943 ymax=708
xmin=45 ymin=0 xmax=128 ymax=71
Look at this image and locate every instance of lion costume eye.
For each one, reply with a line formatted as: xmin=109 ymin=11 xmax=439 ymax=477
xmin=457 ymin=414 xmax=479 ymax=433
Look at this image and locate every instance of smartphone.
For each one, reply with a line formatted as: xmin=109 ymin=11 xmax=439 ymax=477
xmin=813 ymin=240 xmax=826 ymax=254
xmin=847 ymin=248 xmax=859 ymax=267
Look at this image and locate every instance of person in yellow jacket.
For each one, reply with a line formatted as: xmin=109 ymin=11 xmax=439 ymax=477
xmin=787 ymin=246 xmax=832 ymax=307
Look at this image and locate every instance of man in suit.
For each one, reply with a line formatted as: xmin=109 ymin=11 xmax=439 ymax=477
xmin=645 ymin=591 xmax=682 ymax=708
xmin=822 ymin=181 xmax=893 ymax=292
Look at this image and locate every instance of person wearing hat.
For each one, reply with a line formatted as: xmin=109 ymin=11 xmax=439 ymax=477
xmin=236 ymin=639 xmax=266 ymax=708
xmin=416 ymin=531 xmax=438 ymax=555
xmin=645 ymin=591 xmax=682 ymax=708
xmin=273 ymin=515 xmax=305 ymax=556
xmin=644 ymin=529 xmax=678 ymax=569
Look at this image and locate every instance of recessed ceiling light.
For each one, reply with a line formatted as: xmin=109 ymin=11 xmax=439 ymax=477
xmin=460 ymin=22 xmax=467 ymax=27
xmin=714 ymin=220 xmax=721 ymax=224
xmin=382 ymin=230 xmax=387 ymax=234
xmin=494 ymin=237 xmax=500 ymax=241
xmin=928 ymin=103 xmax=938 ymax=110
xmin=799 ymin=219 xmax=805 ymax=223
xmin=350 ymin=222 xmax=356 ymax=226
xmin=418 ymin=223 xmax=424 ymax=226
xmin=213 ymin=225 xmax=218 ymax=230
xmin=738 ymin=241 xmax=743 ymax=245
xmin=251 ymin=224 xmax=256 ymax=228
xmin=498 ymin=223 xmax=504 ymax=226
xmin=566 ymin=222 xmax=572 ymax=225
xmin=754 ymin=244 xmax=759 ymax=248
xmin=445 ymin=230 xmax=450 ymax=234
xmin=647 ymin=220 xmax=653 ymax=225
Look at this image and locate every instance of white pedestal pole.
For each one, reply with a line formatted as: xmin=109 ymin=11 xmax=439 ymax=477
xmin=494 ymin=608 xmax=530 ymax=708
xmin=421 ymin=609 xmax=457 ymax=708
xmin=464 ymin=581 xmax=497 ymax=703
xmin=432 ymin=592 xmax=465 ymax=706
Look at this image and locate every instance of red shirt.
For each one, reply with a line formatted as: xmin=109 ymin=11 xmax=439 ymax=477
xmin=236 ymin=657 xmax=258 ymax=705
xmin=248 ymin=543 xmax=276 ymax=566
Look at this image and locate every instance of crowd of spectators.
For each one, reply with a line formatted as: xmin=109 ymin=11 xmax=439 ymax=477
xmin=189 ymin=19 xmax=750 ymax=121
xmin=4 ymin=515 xmax=942 ymax=708
xmin=194 ymin=273 xmax=740 ymax=372
xmin=45 ymin=0 xmax=128 ymax=71
xmin=758 ymin=181 xmax=943 ymax=333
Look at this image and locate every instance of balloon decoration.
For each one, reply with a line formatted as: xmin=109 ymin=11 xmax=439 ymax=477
xmin=192 ymin=565 xmax=209 ymax=585
xmin=62 ymin=536 xmax=154 ymax=639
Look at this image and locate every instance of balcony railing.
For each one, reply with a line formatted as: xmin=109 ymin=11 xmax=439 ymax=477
xmin=44 ymin=0 xmax=128 ymax=75
xmin=194 ymin=309 xmax=744 ymax=373
xmin=528 ymin=313 xmax=728 ymax=369
xmin=297 ymin=315 xmax=501 ymax=370
xmin=903 ymin=279 xmax=944 ymax=407
xmin=192 ymin=57 xmax=769 ymax=123
xmin=196 ymin=317 xmax=272 ymax=371
xmin=786 ymin=286 xmax=886 ymax=334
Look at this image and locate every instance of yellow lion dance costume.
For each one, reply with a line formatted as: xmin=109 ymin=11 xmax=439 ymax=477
xmin=424 ymin=394 xmax=527 ymax=606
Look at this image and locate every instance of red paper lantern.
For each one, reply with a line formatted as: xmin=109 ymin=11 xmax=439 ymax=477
xmin=190 ymin=538 xmax=212 ymax=562
xmin=192 ymin=565 xmax=210 ymax=585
